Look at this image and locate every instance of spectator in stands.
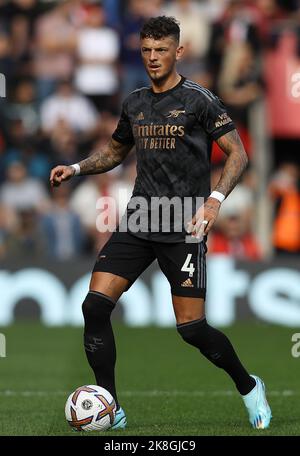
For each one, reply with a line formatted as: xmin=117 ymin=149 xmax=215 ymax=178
xmin=120 ymin=0 xmax=153 ymax=98
xmin=48 ymin=122 xmax=80 ymax=167
xmin=163 ymin=0 xmax=211 ymax=59
xmin=5 ymin=78 xmax=39 ymax=135
xmin=40 ymin=79 xmax=98 ymax=135
xmin=207 ymin=0 xmax=261 ymax=87
xmin=0 ymin=204 xmax=17 ymax=258
xmin=7 ymin=207 xmax=43 ymax=257
xmin=253 ymin=0 xmax=288 ymax=44
xmin=0 ymin=119 xmax=27 ymax=183
xmin=0 ymin=117 xmax=51 ymax=184
xmin=40 ymin=184 xmax=85 ymax=260
xmin=33 ymin=0 xmax=77 ymax=101
xmin=69 ymin=151 xmax=134 ymax=253
xmin=0 ymin=160 xmax=49 ymax=212
xmin=163 ymin=0 xmax=211 ymax=85
xmin=2 ymin=139 xmax=51 ymax=183
xmin=0 ymin=29 xmax=14 ymax=80
xmin=70 ymin=172 xmax=116 ymax=252
xmin=269 ymin=162 xmax=300 ymax=255
xmin=209 ymin=163 xmax=261 ymax=260
xmin=208 ymin=209 xmax=262 ymax=260
xmin=218 ymin=42 xmax=263 ymax=129
xmin=74 ymin=1 xmax=120 ymax=113
xmin=102 ymin=0 xmax=121 ymax=28
xmin=8 ymin=0 xmax=40 ymax=78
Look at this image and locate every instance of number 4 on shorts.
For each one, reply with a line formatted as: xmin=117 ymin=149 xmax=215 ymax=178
xmin=181 ymin=254 xmax=195 ymax=277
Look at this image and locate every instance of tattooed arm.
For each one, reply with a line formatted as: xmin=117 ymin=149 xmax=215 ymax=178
xmin=213 ymin=129 xmax=248 ymax=197
xmin=50 ymin=139 xmax=133 ymax=186
xmin=188 ymin=129 xmax=248 ymax=238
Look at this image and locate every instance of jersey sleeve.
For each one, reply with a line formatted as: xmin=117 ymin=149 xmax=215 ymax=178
xmin=112 ymin=103 xmax=135 ymax=145
xmin=198 ymin=96 xmax=236 ymax=140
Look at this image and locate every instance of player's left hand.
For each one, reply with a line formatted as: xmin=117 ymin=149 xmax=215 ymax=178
xmin=186 ymin=197 xmax=221 ymax=239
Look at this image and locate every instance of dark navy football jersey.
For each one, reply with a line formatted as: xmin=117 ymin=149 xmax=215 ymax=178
xmin=112 ymin=76 xmax=236 ymax=242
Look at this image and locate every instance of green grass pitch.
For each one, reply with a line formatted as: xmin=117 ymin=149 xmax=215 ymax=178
xmin=0 ymin=322 xmax=299 ymax=436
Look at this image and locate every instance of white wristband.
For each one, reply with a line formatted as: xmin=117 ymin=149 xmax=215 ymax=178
xmin=209 ymin=191 xmax=225 ymax=203
xmin=71 ymin=163 xmax=81 ymax=176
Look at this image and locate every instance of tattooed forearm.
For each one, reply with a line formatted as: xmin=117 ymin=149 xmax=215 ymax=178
xmin=78 ymin=139 xmax=132 ymax=176
xmin=214 ymin=129 xmax=248 ymax=197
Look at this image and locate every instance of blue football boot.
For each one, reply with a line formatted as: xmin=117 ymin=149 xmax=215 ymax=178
xmin=242 ymin=375 xmax=272 ymax=429
xmin=111 ymin=406 xmax=127 ymax=430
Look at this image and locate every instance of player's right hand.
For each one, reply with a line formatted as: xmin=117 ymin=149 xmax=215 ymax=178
xmin=50 ymin=165 xmax=75 ymax=187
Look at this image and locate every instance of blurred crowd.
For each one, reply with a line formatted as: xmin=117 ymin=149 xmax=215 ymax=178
xmin=0 ymin=0 xmax=300 ymax=261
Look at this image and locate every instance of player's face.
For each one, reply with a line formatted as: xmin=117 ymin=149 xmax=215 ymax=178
xmin=140 ymin=36 xmax=183 ymax=83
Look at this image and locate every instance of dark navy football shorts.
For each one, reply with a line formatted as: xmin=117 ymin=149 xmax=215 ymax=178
xmin=93 ymin=231 xmax=207 ymax=298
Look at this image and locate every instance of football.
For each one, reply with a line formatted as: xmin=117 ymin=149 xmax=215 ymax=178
xmin=65 ymin=385 xmax=116 ymax=431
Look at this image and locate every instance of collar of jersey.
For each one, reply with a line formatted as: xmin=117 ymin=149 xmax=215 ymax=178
xmin=150 ymin=75 xmax=186 ymax=97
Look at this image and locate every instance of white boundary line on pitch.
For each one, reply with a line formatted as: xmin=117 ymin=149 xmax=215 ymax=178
xmin=0 ymin=390 xmax=296 ymax=397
